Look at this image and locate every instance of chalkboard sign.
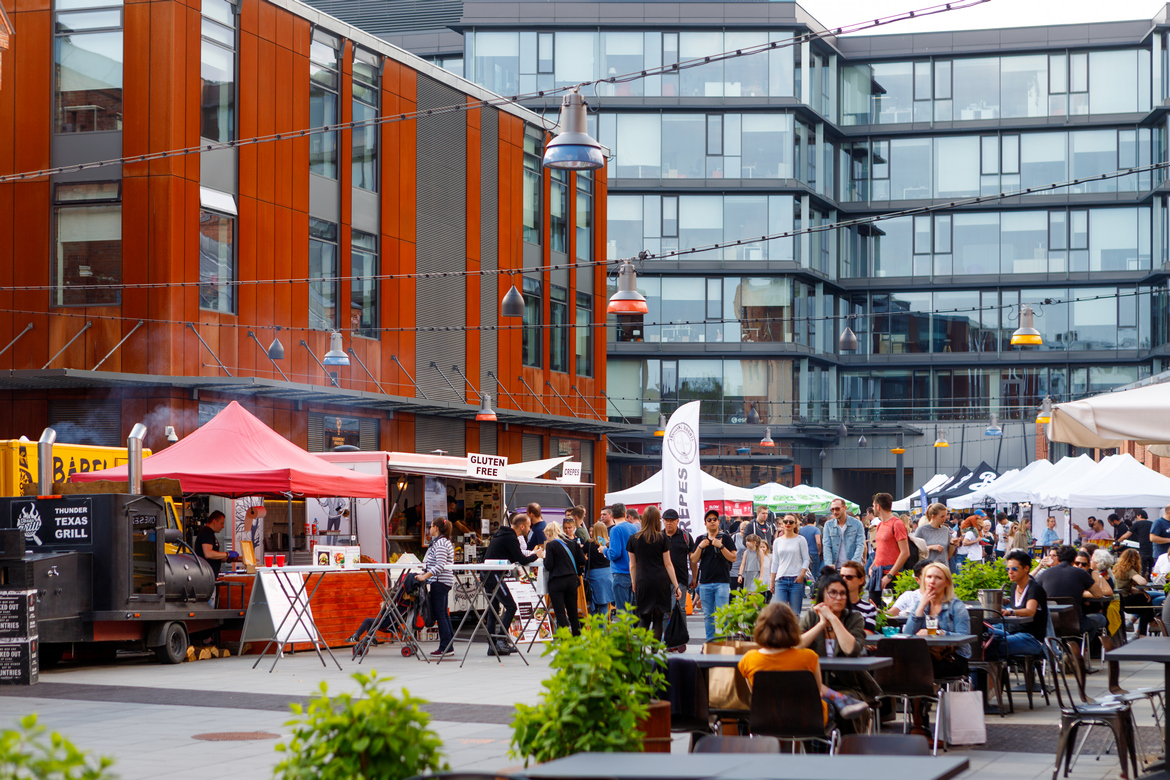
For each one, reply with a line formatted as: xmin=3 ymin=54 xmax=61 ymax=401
xmin=0 ymin=638 xmax=37 ymax=685
xmin=0 ymin=590 xmax=35 ymax=640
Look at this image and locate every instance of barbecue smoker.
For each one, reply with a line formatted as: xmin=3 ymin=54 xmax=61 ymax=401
xmin=0 ymin=426 xmax=245 ymax=666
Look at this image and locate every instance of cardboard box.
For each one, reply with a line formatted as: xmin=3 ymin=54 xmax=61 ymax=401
xmin=0 ymin=590 xmax=35 ymax=640
xmin=0 ymin=637 xmax=37 ymax=685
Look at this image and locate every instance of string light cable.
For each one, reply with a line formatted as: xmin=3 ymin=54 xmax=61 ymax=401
xmin=0 ymin=0 xmax=986 ymax=186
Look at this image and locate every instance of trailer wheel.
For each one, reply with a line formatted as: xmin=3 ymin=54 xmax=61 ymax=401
xmin=154 ymin=622 xmax=188 ymax=665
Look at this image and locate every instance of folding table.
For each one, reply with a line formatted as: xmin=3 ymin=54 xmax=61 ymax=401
xmin=353 ymin=562 xmax=430 ymax=663
xmin=250 ymin=565 xmax=342 ymax=672
xmin=445 ymin=563 xmax=529 ymax=667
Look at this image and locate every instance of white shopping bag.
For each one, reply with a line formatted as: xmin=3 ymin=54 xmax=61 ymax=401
xmin=938 ymin=689 xmax=986 ymax=746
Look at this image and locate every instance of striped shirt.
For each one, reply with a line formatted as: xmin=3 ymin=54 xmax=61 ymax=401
xmin=423 ymin=537 xmax=455 ymax=586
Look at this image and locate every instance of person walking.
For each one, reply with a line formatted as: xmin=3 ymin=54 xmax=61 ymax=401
xmin=867 ymin=493 xmax=909 ymax=605
xmin=586 ymin=521 xmax=614 ymax=615
xmin=482 ymin=513 xmax=543 ymax=656
xmin=662 ymin=508 xmax=695 ymax=647
xmin=628 ymin=507 xmax=683 ymax=641
xmin=770 ymin=514 xmax=811 ymax=615
xmin=544 ymin=522 xmax=586 ymax=636
xmin=914 ymin=504 xmax=953 ymax=565
xmin=415 ymin=518 xmax=456 ymax=656
xmin=690 ymin=511 xmax=737 ymax=642
xmin=605 ymin=502 xmax=639 ymax=611
xmin=799 ymin=515 xmax=823 ymax=589
xmin=823 ymin=498 xmax=866 ymax=574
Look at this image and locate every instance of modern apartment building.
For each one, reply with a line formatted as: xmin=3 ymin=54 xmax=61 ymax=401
xmin=0 ymin=0 xmax=619 ymax=512
xmin=306 ymin=0 xmax=1170 ymax=503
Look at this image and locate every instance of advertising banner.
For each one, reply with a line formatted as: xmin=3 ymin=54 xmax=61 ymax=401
xmin=661 ymin=401 xmax=704 ymax=535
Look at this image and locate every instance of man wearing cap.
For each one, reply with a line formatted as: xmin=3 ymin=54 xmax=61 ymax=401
xmin=662 ymin=508 xmax=695 ymax=649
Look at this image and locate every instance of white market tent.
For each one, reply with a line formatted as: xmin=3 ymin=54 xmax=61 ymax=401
xmin=892 ymin=474 xmax=949 ymax=511
xmin=981 ymin=459 xmax=1056 ymax=505
xmin=752 ymin=482 xmax=860 ymax=515
xmin=604 ymin=470 xmax=755 ymax=516
xmin=994 ymin=454 xmax=1096 ymax=506
xmin=946 ymin=468 xmax=1018 ymax=510
xmin=753 ymin=482 xmax=795 ymax=505
xmin=1052 ymin=453 xmax=1170 ymax=508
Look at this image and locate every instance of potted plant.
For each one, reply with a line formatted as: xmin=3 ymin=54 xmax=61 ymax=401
xmin=953 ymin=558 xmax=1009 ymax=601
xmin=713 ymin=584 xmax=768 ymax=639
xmin=510 ymin=612 xmax=668 ymax=765
xmin=1 ymin=714 xmax=115 ymax=779
xmin=273 ymin=670 xmax=446 ymax=780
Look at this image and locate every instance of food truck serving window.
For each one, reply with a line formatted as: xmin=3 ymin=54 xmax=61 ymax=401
xmin=131 ymin=514 xmax=158 ymax=596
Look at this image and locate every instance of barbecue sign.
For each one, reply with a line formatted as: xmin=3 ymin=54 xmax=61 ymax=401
xmin=9 ymin=499 xmax=91 ymax=546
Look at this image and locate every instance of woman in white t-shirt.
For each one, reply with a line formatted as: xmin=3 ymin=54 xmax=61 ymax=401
xmin=958 ymin=516 xmax=984 ymax=562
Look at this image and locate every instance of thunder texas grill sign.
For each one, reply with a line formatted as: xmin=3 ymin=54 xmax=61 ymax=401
xmin=661 ymin=401 xmax=704 ymax=535
xmin=11 ymin=498 xmax=92 ymax=547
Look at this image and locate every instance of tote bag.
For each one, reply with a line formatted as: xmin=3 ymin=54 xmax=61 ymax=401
xmin=938 ymin=689 xmax=986 ymax=745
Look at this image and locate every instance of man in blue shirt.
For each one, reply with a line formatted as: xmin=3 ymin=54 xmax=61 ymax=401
xmin=1038 ymin=515 xmax=1061 ymax=547
xmin=822 ymin=499 xmax=866 ymax=572
xmin=1151 ymin=506 xmax=1170 ymax=560
xmin=604 ymin=502 xmax=639 ymax=611
xmin=799 ymin=515 xmax=823 ymax=581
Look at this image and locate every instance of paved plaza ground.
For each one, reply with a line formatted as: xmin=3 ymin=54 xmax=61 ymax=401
xmin=0 ymin=617 xmax=1164 ymax=780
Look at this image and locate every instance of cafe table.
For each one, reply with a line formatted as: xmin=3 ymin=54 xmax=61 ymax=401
xmin=516 ymin=752 xmax=970 ymax=780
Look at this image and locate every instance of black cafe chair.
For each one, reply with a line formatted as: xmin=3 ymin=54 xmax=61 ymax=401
xmin=747 ymin=670 xmax=838 ymax=754
xmin=693 ymin=735 xmax=781 ymax=754
xmin=967 ymin=607 xmax=1012 ymax=716
xmin=1045 ymin=636 xmax=1138 ymax=780
xmin=982 ymin=606 xmax=1048 ymax=710
xmin=873 ymin=637 xmax=941 ymax=754
xmin=838 ymin=733 xmax=931 ymax=756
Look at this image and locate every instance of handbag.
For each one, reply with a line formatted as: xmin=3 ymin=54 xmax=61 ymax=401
xmin=937 ymin=689 xmax=986 ymax=745
xmin=702 ymin=640 xmax=758 ymax=711
xmin=662 ymin=598 xmax=690 ymax=648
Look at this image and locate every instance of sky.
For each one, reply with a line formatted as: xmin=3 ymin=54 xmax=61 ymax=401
xmin=798 ymin=0 xmax=1167 ymax=36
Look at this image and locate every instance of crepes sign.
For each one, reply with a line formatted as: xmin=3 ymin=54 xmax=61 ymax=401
xmin=10 ymin=499 xmax=91 ymax=546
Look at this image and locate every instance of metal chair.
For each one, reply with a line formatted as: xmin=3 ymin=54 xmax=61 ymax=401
xmin=838 ymin=733 xmax=931 ymax=756
xmin=747 ymin=670 xmax=839 ymax=754
xmin=873 ymin=637 xmax=941 ymax=754
xmin=1045 ymin=636 xmax=1138 ymax=780
xmin=984 ymin=606 xmax=1049 ymax=710
xmin=665 ymin=656 xmax=714 ymax=749
xmin=967 ymin=607 xmax=1012 ymax=716
xmin=692 ymin=735 xmax=781 ymax=753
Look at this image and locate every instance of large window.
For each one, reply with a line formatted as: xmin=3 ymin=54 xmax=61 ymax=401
xmin=352 ymin=49 xmax=379 ymax=192
xmin=309 ymin=218 xmax=338 ymax=330
xmin=350 ymin=230 xmax=377 ymax=338
xmin=54 ymin=182 xmax=121 ymax=307
xmin=522 ymin=277 xmax=542 ymax=368
xmin=309 ymin=34 xmax=340 ymax=178
xmin=54 ymin=0 xmax=123 ymax=133
xmin=523 ymin=135 xmax=541 ymax=245
xmin=550 ymin=286 xmax=569 ymax=372
xmin=575 ymin=292 xmax=592 ymax=377
xmin=550 ymin=170 xmax=568 ymax=253
xmin=575 ymin=174 xmax=592 ymax=261
xmin=200 ymin=0 xmax=235 ymax=143
xmin=606 ymin=194 xmax=794 ymax=261
xmin=198 ymin=210 xmax=234 ymax=313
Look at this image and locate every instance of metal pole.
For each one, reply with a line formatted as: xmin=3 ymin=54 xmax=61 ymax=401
xmin=186 ymin=323 xmax=232 ymax=377
xmin=93 ymin=320 xmax=144 ymax=371
xmin=429 ymin=362 xmax=463 ymax=398
xmin=247 ymin=330 xmax=289 ymax=381
xmin=391 ymin=355 xmax=428 ymax=399
xmin=570 ymin=384 xmax=603 ymax=420
xmin=300 ymin=340 xmax=338 ymax=387
xmin=0 ymin=323 xmax=33 ymax=359
xmin=517 ymin=375 xmax=552 ymax=415
xmin=486 ymin=370 xmax=520 ymax=409
xmin=42 ymin=321 xmax=92 ymax=369
xmin=933 ymin=425 xmax=939 ymax=475
xmin=895 ymin=431 xmax=904 ymax=500
xmin=347 ymin=348 xmax=384 ymax=394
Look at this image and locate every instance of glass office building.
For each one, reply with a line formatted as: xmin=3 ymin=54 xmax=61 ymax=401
xmin=317 ymin=0 xmax=1170 ymax=501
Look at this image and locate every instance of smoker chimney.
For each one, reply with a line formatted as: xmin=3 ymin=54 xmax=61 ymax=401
xmin=37 ymin=427 xmax=56 ymax=495
xmin=127 ymin=423 xmax=147 ymax=495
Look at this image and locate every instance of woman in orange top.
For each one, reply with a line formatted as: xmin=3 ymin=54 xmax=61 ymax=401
xmin=737 ymin=603 xmax=868 ymax=724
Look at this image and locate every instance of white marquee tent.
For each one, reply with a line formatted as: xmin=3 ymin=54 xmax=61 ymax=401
xmin=604 ymin=470 xmax=755 ymax=516
xmin=892 ymin=474 xmax=949 ymax=512
xmin=946 ymin=468 xmax=1018 ymax=510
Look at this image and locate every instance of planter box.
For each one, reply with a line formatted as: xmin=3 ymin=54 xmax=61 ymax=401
xmin=636 ymin=699 xmax=672 ymax=753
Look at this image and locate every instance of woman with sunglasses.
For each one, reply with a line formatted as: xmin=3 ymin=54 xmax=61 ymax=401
xmin=839 ymin=560 xmax=877 ymax=632
xmin=988 ymin=549 xmax=1048 ymax=657
xmin=770 ymin=514 xmax=811 ymax=615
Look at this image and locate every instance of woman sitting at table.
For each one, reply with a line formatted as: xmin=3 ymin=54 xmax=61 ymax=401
xmin=902 ymin=562 xmax=971 ymax=679
xmin=737 ymin=603 xmax=869 ymax=723
xmin=798 ymin=572 xmax=865 ymax=657
xmin=839 ymin=560 xmax=878 ymax=632
xmin=988 ymin=549 xmax=1047 ymax=658
xmin=1114 ymin=548 xmax=1155 ymax=637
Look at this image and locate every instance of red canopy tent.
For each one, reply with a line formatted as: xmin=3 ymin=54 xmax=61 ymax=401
xmin=70 ymin=401 xmax=385 ymax=498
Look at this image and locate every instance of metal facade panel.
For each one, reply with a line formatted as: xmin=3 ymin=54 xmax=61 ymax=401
xmin=478 ymin=421 xmax=497 ymax=455
xmin=415 ymin=74 xmax=467 ymax=403
xmin=47 ymin=400 xmax=121 ymax=447
xmin=300 ymin=0 xmax=462 ymax=37
xmin=522 ymin=433 xmax=543 ymax=462
xmin=307 ymin=414 xmax=325 ymax=452
xmin=479 ymin=107 xmax=499 ymax=405
xmin=415 ymin=415 xmax=466 ymax=456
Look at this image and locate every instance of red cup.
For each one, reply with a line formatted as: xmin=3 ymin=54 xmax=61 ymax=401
xmin=264 ymin=554 xmax=274 ymax=567
xmin=275 ymin=555 xmax=286 ymax=567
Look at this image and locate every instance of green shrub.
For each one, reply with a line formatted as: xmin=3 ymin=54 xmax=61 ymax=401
xmin=952 ymin=558 xmax=1009 ymax=601
xmin=274 ymin=670 xmax=446 ymax=780
xmin=0 ymin=713 xmax=115 ymax=780
xmin=713 ymin=585 xmax=768 ymax=638
xmin=890 ymin=568 xmax=918 ymax=600
xmin=510 ymin=611 xmax=667 ymax=766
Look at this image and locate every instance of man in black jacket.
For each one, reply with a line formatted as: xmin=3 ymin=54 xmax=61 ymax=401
xmin=483 ymin=513 xmax=543 ymax=655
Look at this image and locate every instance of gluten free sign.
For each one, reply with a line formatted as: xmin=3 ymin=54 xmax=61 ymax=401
xmin=467 ymin=453 xmax=509 ymax=479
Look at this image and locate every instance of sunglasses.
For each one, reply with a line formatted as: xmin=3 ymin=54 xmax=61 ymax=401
xmin=1074 ymin=561 xmax=1090 ymax=568
xmin=1005 ymin=566 xmax=1022 ymax=572
xmin=841 ymin=573 xmax=859 ymax=581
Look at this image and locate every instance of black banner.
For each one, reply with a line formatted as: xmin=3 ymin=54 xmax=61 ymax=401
xmin=9 ymin=498 xmax=92 ymax=547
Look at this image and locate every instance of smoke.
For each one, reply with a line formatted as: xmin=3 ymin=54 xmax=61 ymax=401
xmin=42 ymin=421 xmax=111 ymax=447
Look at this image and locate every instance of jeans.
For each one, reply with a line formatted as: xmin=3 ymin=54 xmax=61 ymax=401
xmin=326 ymin=515 xmax=341 ymax=545
xmin=772 ymin=576 xmax=804 ymax=616
xmin=988 ymin=624 xmax=1043 ymax=657
xmin=483 ymin=574 xmax=517 ymax=643
xmin=548 ymin=575 xmax=581 ymax=636
xmin=612 ymin=572 xmax=635 ymax=612
xmin=1082 ymin=612 xmax=1108 ymax=635
xmin=808 ymin=554 xmax=822 ymax=583
xmin=429 ymin=581 xmax=454 ymax=652
xmin=698 ymin=582 xmax=730 ymax=642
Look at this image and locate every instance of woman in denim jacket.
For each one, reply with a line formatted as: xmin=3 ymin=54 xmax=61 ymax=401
xmin=903 ymin=561 xmax=971 ymax=678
